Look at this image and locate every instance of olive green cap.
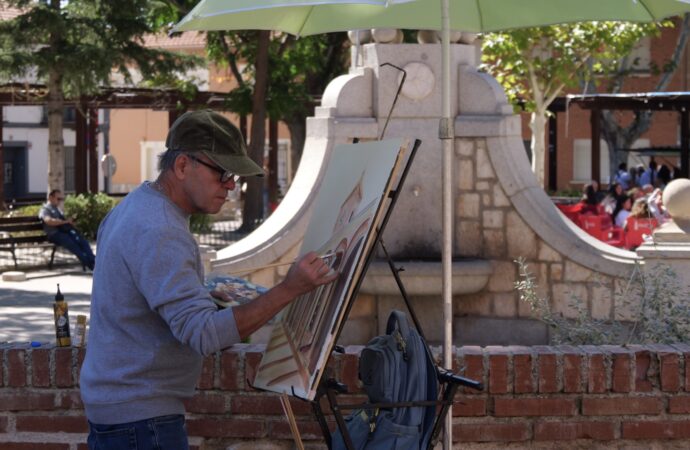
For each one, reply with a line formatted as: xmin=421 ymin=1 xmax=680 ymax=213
xmin=165 ymin=110 xmax=264 ymax=177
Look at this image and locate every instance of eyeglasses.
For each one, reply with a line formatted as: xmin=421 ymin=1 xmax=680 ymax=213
xmin=186 ymin=154 xmax=240 ymax=184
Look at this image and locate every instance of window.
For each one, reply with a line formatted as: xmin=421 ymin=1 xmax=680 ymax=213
xmin=40 ymin=106 xmax=77 ymax=124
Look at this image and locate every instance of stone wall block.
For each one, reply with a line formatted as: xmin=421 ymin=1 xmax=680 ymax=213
xmin=564 ymin=261 xmax=594 ymax=282
xmin=488 ymin=261 xmax=517 ymax=293
xmin=349 ymin=294 xmax=375 ymax=319
xmin=482 ymin=210 xmax=504 ymax=229
xmin=538 ymin=242 xmax=563 ymax=263
xmin=506 ymin=211 xmax=538 ymax=260
xmin=458 ymin=193 xmax=480 ymax=219
xmin=591 ymin=284 xmax=613 ymax=320
xmin=457 ymin=221 xmax=482 ymax=256
xmin=614 ymin=278 xmax=640 ymax=322
xmin=455 ymin=293 xmax=492 ymax=316
xmin=249 ymin=267 xmax=276 ymax=289
xmin=493 ymin=184 xmax=511 ymax=207
xmin=476 ymin=181 xmax=491 ymax=191
xmin=551 ymin=263 xmax=563 ymax=281
xmin=552 ymin=283 xmax=588 ymax=319
xmin=476 ymin=146 xmax=496 ymax=179
xmin=457 ymin=160 xmax=475 ymax=190
xmin=455 ymin=139 xmax=474 ymax=157
xmin=482 ymin=230 xmax=506 ymax=258
xmin=493 ymin=292 xmax=518 ymax=317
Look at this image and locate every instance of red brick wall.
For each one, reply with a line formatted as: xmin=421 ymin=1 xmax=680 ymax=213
xmin=1 ymin=343 xmax=690 ymax=449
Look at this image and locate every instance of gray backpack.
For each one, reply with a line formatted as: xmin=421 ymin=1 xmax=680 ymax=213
xmin=332 ymin=310 xmax=438 ymax=450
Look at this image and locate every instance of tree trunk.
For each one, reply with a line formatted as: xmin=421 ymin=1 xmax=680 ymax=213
xmin=46 ymin=0 xmax=64 ymax=194
xmin=286 ymin=115 xmax=306 ymax=180
xmin=239 ymin=30 xmax=270 ymax=233
xmin=530 ymin=110 xmax=548 ymax=187
xmin=47 ymin=67 xmax=65 ymax=194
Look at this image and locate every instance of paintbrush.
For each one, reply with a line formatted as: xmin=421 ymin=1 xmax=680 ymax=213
xmin=226 ymin=251 xmax=337 ymax=276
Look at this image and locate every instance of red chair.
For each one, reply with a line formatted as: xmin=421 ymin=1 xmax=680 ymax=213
xmin=555 ymin=203 xmax=583 ymax=224
xmin=579 ymin=214 xmax=625 ymax=247
xmin=625 ymin=217 xmax=658 ymax=249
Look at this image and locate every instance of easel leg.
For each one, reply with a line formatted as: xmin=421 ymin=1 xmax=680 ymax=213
xmin=280 ymin=393 xmax=304 ymax=450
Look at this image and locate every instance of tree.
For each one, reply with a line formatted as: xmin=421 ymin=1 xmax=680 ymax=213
xmin=599 ymin=15 xmax=690 ymax=176
xmin=205 ymin=30 xmax=349 ymax=232
xmin=481 ymin=22 xmax=665 ymax=187
xmin=0 ymin=0 xmax=199 ymax=194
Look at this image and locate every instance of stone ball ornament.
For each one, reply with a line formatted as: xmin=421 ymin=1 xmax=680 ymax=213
xmin=416 ymin=30 xmax=463 ymax=44
xmin=663 ymin=178 xmax=690 ymax=229
xmin=372 ymin=28 xmax=403 ymax=43
xmin=347 ymin=29 xmax=372 ymax=44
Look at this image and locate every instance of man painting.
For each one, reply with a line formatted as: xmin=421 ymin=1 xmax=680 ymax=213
xmin=80 ymin=110 xmax=337 ymax=449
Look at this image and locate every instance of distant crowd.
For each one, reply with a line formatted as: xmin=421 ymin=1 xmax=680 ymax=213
xmin=579 ymin=158 xmax=672 ymax=231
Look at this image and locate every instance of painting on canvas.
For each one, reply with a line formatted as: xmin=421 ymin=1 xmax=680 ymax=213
xmin=252 ymin=139 xmax=408 ymax=399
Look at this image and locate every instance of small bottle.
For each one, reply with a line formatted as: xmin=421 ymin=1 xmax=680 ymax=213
xmin=74 ymin=315 xmax=87 ymax=347
xmin=53 ymin=284 xmax=71 ymax=347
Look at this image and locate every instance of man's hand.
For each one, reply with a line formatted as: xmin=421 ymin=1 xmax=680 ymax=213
xmin=281 ymin=251 xmax=339 ymax=298
xmin=231 ymin=252 xmax=339 ymax=340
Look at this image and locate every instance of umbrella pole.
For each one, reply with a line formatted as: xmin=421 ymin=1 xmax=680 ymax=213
xmin=440 ymin=0 xmax=453 ymax=448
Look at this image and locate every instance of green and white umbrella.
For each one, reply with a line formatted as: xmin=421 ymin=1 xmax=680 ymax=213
xmin=175 ymin=0 xmax=690 ymax=35
xmin=174 ymin=1 xmax=690 ymax=446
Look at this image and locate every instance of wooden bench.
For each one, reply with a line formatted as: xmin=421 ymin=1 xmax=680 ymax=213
xmin=0 ymin=216 xmax=57 ymax=270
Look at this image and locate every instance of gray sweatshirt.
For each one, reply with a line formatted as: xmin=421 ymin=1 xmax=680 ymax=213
xmin=80 ymin=182 xmax=240 ymax=424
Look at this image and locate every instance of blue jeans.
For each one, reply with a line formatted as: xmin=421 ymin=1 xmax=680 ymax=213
xmin=48 ymin=228 xmax=95 ymax=270
xmin=87 ymin=415 xmax=189 ymax=450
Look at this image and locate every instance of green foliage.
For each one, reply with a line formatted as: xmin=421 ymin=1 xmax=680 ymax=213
xmin=515 ymin=257 xmax=690 ymax=345
xmin=0 ymin=0 xmax=200 ymax=97
xmin=189 ymin=213 xmax=212 ymax=233
xmin=481 ymin=21 xmax=668 ymax=112
xmin=205 ymin=30 xmax=349 ymax=121
xmin=12 ymin=203 xmax=43 ymax=218
xmin=63 ymin=193 xmax=117 ymax=241
xmin=620 ymin=263 xmax=690 ymax=344
xmin=548 ymin=188 xmax=582 ymax=198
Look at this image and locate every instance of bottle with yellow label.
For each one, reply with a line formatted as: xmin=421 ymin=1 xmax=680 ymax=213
xmin=53 ymin=284 xmax=71 ymax=347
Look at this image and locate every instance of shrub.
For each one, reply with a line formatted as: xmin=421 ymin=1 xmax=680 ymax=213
xmin=514 ymin=257 xmax=690 ymax=345
xmin=64 ymin=193 xmax=116 ymax=240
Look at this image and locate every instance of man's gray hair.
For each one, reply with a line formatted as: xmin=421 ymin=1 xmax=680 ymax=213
xmin=157 ymin=150 xmax=186 ymax=172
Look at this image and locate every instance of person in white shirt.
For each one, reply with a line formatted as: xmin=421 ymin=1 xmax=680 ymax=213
xmin=614 ymin=195 xmax=632 ymax=228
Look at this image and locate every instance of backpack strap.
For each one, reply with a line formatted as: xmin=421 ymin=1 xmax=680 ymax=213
xmin=386 ymin=310 xmax=411 ymax=338
xmin=386 ymin=310 xmax=412 ymax=361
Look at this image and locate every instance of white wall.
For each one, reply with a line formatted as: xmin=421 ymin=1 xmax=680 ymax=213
xmin=3 ymin=105 xmax=97 ymax=195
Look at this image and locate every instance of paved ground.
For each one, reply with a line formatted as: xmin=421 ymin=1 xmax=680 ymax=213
xmin=0 ymin=268 xmax=93 ymax=344
xmin=0 ymin=264 xmax=274 ymax=346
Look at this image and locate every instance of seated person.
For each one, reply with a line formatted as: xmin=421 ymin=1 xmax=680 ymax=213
xmin=625 ymin=198 xmax=652 ymax=228
xmin=614 ymin=163 xmax=633 ymax=190
xmin=647 ymin=188 xmax=670 ymax=225
xmin=38 ymin=190 xmax=95 ymax=271
xmin=601 ymin=182 xmax=623 ymax=216
xmin=579 ymin=182 xmax=600 ymax=214
xmin=613 ymin=194 xmax=632 ymax=228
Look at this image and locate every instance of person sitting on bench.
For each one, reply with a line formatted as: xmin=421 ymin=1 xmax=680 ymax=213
xmin=38 ymin=189 xmax=96 ymax=271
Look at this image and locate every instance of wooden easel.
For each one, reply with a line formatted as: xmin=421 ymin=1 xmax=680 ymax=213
xmin=305 ymin=139 xmax=482 ymax=449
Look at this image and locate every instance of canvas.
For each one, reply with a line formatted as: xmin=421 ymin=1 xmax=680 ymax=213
xmin=253 ymin=139 xmax=408 ymax=399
